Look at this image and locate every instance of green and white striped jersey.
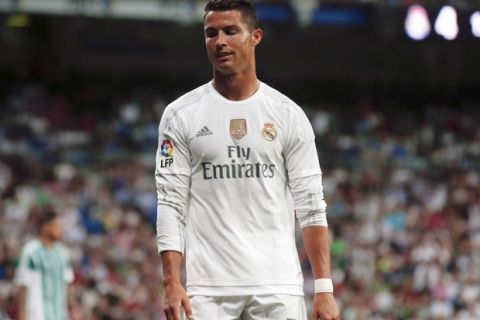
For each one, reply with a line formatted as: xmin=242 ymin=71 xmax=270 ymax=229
xmin=15 ymin=239 xmax=74 ymax=320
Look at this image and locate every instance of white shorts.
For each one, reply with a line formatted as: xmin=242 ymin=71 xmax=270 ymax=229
xmin=188 ymin=294 xmax=307 ymax=320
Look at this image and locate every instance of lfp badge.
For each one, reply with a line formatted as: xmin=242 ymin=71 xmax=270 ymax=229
xmin=160 ymin=139 xmax=174 ymax=157
xmin=159 ymin=139 xmax=174 ymax=168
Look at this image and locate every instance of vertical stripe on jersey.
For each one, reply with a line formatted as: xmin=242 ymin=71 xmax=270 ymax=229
xmin=31 ymin=245 xmax=67 ymax=320
xmin=40 ymin=249 xmax=53 ymax=320
xmin=27 ymin=252 xmax=42 ymax=320
xmin=53 ymin=246 xmax=67 ymax=320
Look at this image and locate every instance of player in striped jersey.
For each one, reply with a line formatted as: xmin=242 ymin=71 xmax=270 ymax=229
xmin=15 ymin=211 xmax=74 ymax=320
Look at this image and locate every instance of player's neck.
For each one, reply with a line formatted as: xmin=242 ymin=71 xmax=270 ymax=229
xmin=212 ymin=69 xmax=259 ymax=101
xmin=39 ymin=235 xmax=55 ymax=248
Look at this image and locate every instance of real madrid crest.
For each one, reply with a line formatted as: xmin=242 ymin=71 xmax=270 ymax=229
xmin=230 ymin=119 xmax=247 ymax=140
xmin=262 ymin=123 xmax=276 ymax=141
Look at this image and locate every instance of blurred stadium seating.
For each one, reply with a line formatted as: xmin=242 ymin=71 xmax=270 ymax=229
xmin=1 ymin=82 xmax=480 ymax=319
xmin=1 ymin=1 xmax=480 ymax=320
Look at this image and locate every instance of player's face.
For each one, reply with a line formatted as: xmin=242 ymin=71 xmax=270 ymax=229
xmin=204 ymin=10 xmax=262 ymax=76
xmin=47 ymin=217 xmax=63 ymax=241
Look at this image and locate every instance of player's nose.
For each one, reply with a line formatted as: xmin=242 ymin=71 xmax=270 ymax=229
xmin=215 ymin=31 xmax=227 ymax=47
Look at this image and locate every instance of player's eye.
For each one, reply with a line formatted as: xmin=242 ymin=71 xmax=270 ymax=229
xmin=224 ymin=27 xmax=238 ymax=35
xmin=205 ymin=29 xmax=217 ymax=38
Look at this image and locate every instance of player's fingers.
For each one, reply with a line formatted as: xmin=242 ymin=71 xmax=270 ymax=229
xmin=182 ymin=295 xmax=193 ymax=319
xmin=163 ymin=307 xmax=171 ymax=320
xmin=173 ymin=304 xmax=181 ymax=320
xmin=164 ymin=303 xmax=181 ymax=320
xmin=312 ymin=311 xmax=338 ymax=320
xmin=164 ymin=307 xmax=175 ymax=320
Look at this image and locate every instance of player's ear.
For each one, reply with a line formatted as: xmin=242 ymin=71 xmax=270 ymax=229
xmin=251 ymin=28 xmax=263 ymax=46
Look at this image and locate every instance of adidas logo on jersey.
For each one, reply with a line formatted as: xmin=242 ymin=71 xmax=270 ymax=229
xmin=196 ymin=126 xmax=214 ymax=137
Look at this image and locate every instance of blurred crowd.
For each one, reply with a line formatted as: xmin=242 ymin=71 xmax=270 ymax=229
xmin=0 ymin=83 xmax=479 ymax=319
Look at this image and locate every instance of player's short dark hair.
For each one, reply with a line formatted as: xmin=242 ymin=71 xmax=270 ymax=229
xmin=204 ymin=0 xmax=259 ymax=30
xmin=38 ymin=210 xmax=58 ymax=228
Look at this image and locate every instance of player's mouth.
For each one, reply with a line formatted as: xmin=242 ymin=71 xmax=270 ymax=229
xmin=215 ymin=51 xmax=233 ymax=61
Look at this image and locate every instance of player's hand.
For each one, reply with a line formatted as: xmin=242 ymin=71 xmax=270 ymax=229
xmin=311 ymin=292 xmax=340 ymax=320
xmin=163 ymin=281 xmax=193 ymax=320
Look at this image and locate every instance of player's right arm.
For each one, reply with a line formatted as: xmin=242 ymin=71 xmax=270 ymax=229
xmin=155 ymin=105 xmax=192 ymax=320
xmin=16 ymin=286 xmax=26 ymax=320
xmin=161 ymin=251 xmax=192 ymax=320
xmin=15 ymin=244 xmax=34 ymax=320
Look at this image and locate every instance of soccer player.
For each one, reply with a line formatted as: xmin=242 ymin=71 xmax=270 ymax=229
xmin=155 ymin=0 xmax=340 ymax=319
xmin=15 ymin=211 xmax=75 ymax=320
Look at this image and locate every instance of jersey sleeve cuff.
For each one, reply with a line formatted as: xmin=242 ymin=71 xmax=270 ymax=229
xmin=156 ymin=240 xmax=184 ymax=255
xmin=297 ymin=210 xmax=328 ymax=229
xmin=288 ymin=169 xmax=322 ymax=180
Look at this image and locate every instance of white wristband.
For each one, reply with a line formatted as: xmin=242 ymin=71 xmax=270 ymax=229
xmin=314 ymin=278 xmax=333 ymax=293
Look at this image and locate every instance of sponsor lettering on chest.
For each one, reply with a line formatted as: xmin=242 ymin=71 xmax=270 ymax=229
xmin=201 ymin=145 xmax=276 ymax=180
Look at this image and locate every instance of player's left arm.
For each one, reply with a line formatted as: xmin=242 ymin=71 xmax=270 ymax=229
xmin=63 ymin=246 xmax=81 ymax=320
xmin=290 ymin=174 xmax=340 ymax=320
xmin=284 ymin=107 xmax=339 ymax=320
xmin=68 ymin=284 xmax=82 ymax=320
xmin=302 ymin=226 xmax=340 ymax=320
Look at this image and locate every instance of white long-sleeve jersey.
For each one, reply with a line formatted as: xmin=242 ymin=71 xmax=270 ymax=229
xmin=156 ymin=81 xmax=328 ymax=296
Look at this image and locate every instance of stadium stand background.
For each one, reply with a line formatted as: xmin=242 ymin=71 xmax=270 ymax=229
xmin=1 ymin=0 xmax=480 ymax=319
